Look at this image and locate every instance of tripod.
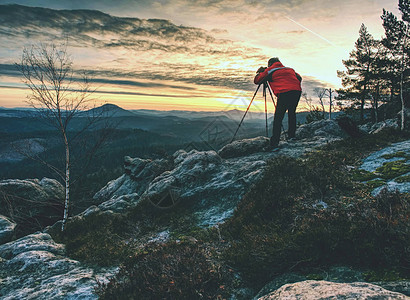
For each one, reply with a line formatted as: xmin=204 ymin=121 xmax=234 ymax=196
xmin=231 ymin=81 xmax=284 ymax=143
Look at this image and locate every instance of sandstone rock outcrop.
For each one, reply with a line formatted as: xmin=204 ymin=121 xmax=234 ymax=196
xmin=91 ymin=156 xmax=173 ymax=213
xmin=91 ymin=120 xmax=351 ymax=226
xmin=258 ymin=280 xmax=408 ymax=300
xmin=0 ymin=215 xmax=16 ymax=245
xmin=295 ymin=119 xmax=348 ymax=141
xmin=359 ymin=118 xmax=399 ymax=134
xmin=0 ymin=178 xmax=64 ymax=237
xmin=1 ymin=119 xmax=407 ymax=300
xmin=0 ymin=233 xmax=115 ymax=299
xmin=218 ymin=136 xmax=270 ymax=158
xmin=359 ymin=139 xmax=410 ymax=195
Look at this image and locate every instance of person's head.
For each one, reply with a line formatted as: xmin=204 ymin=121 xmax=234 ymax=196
xmin=268 ymin=57 xmax=280 ymax=67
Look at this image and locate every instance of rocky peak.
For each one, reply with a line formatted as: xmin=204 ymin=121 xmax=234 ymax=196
xmin=1 ymin=118 xmax=408 ymax=299
xmin=90 ymin=119 xmax=351 ymax=226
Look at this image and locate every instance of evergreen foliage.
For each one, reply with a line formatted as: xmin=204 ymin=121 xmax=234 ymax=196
xmin=337 ymin=0 xmax=410 ymax=127
xmin=381 ymin=0 xmax=410 ymax=130
xmin=337 ymin=24 xmax=386 ymax=122
xmin=305 ymin=107 xmax=325 ymax=123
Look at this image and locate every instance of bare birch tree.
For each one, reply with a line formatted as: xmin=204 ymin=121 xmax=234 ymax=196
xmin=16 ymin=43 xmax=97 ymax=231
xmin=313 ymin=87 xmax=327 ymax=118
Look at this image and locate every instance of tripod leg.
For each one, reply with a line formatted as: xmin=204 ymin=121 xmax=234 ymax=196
xmin=266 ymin=84 xmax=286 ymax=138
xmin=231 ymin=83 xmax=262 ymax=143
xmin=264 ymin=83 xmax=268 ymax=137
xmin=266 ymin=84 xmax=276 ymax=109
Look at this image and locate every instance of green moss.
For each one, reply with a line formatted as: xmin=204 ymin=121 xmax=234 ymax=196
xmin=366 ymin=179 xmax=386 ymax=189
xmin=395 ymin=174 xmax=410 ymax=183
xmin=305 ymin=274 xmax=324 ymax=280
xmin=381 ymin=151 xmax=410 ymax=160
xmin=351 ymin=169 xmax=378 ymax=181
xmin=363 ymin=269 xmax=405 ymax=282
xmin=376 ymin=160 xmax=410 ymax=179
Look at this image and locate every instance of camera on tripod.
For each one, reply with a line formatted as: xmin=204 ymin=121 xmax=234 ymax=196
xmin=256 ymin=66 xmax=267 ymax=73
xmin=231 ymin=77 xmax=282 ymax=143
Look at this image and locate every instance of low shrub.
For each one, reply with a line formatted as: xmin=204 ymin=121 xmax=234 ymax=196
xmin=366 ymin=179 xmax=386 ymax=189
xmin=51 ymin=212 xmax=133 ymax=266
xmin=97 ymin=241 xmax=235 ymax=300
xmin=222 ymin=142 xmax=410 ymax=287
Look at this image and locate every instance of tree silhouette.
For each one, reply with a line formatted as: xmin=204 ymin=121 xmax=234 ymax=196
xmin=16 ymin=43 xmax=105 ymax=231
xmin=337 ymin=24 xmax=382 ymax=122
xmin=381 ymin=0 xmax=410 ymax=130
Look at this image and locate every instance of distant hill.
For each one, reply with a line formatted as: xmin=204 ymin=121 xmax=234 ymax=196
xmin=0 ymin=108 xmax=34 ymax=118
xmin=0 ymin=104 xmax=342 ymax=137
xmin=131 ymin=108 xmax=270 ymax=121
xmin=83 ymin=104 xmax=137 ymax=118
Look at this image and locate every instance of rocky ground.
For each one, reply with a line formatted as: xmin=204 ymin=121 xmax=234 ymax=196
xmin=258 ymin=280 xmax=408 ymax=300
xmin=0 ymin=177 xmax=64 ymax=238
xmin=0 ymin=118 xmax=409 ymax=299
xmin=0 ymin=233 xmax=115 ymax=299
xmin=359 ymin=139 xmax=410 ymax=195
xmin=90 ymin=119 xmax=349 ymax=227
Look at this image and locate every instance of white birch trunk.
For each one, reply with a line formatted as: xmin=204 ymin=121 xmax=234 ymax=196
xmin=400 ymin=71 xmax=405 ymax=131
xmin=400 ymin=27 xmax=408 ymax=131
xmin=61 ymin=135 xmax=70 ymax=232
xmin=328 ymin=89 xmax=332 ymax=120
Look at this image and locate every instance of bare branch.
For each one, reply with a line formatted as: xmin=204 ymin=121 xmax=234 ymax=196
xmin=15 ymin=42 xmax=107 ymax=232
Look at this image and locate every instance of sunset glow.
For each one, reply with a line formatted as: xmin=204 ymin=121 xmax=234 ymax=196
xmin=0 ymin=0 xmax=399 ymax=111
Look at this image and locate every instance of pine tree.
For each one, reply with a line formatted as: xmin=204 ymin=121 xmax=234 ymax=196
xmin=381 ymin=0 xmax=410 ymax=130
xmin=368 ymin=40 xmax=392 ymax=122
xmin=337 ymin=24 xmax=381 ymax=122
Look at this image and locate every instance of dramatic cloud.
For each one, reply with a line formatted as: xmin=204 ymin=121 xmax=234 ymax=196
xmin=0 ymin=4 xmax=267 ymax=92
xmin=0 ymin=1 xmax=396 ymax=110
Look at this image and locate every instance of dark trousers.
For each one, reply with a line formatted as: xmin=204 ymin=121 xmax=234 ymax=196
xmin=270 ymin=90 xmax=301 ymax=147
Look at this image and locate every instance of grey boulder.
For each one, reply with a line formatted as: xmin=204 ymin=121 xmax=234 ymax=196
xmin=0 ymin=232 xmax=115 ymax=300
xmin=258 ymin=280 xmax=408 ymax=299
xmin=0 ymin=215 xmax=16 ymax=245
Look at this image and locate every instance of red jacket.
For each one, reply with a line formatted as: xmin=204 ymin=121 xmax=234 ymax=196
xmin=254 ymin=62 xmax=302 ymax=96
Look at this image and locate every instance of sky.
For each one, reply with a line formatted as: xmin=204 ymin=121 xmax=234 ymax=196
xmin=0 ymin=0 xmax=400 ymax=111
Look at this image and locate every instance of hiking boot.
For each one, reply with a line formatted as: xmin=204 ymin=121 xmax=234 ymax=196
xmin=270 ymin=136 xmax=278 ymax=148
xmin=269 ymin=141 xmax=280 ymax=152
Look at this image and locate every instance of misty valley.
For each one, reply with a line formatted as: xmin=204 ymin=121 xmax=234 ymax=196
xmin=0 ymin=104 xmax=308 ymax=214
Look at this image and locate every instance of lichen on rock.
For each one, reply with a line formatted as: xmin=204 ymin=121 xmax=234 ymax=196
xmin=0 ymin=233 xmax=116 ymax=299
xmin=0 ymin=215 xmax=16 ymax=245
xmin=359 ymin=140 xmax=410 ymax=195
xmin=0 ymin=178 xmax=64 ymax=237
xmin=258 ymin=280 xmax=408 ymax=300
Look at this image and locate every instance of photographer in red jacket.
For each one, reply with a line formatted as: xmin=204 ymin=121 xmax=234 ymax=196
xmin=254 ymin=57 xmax=302 ymax=150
